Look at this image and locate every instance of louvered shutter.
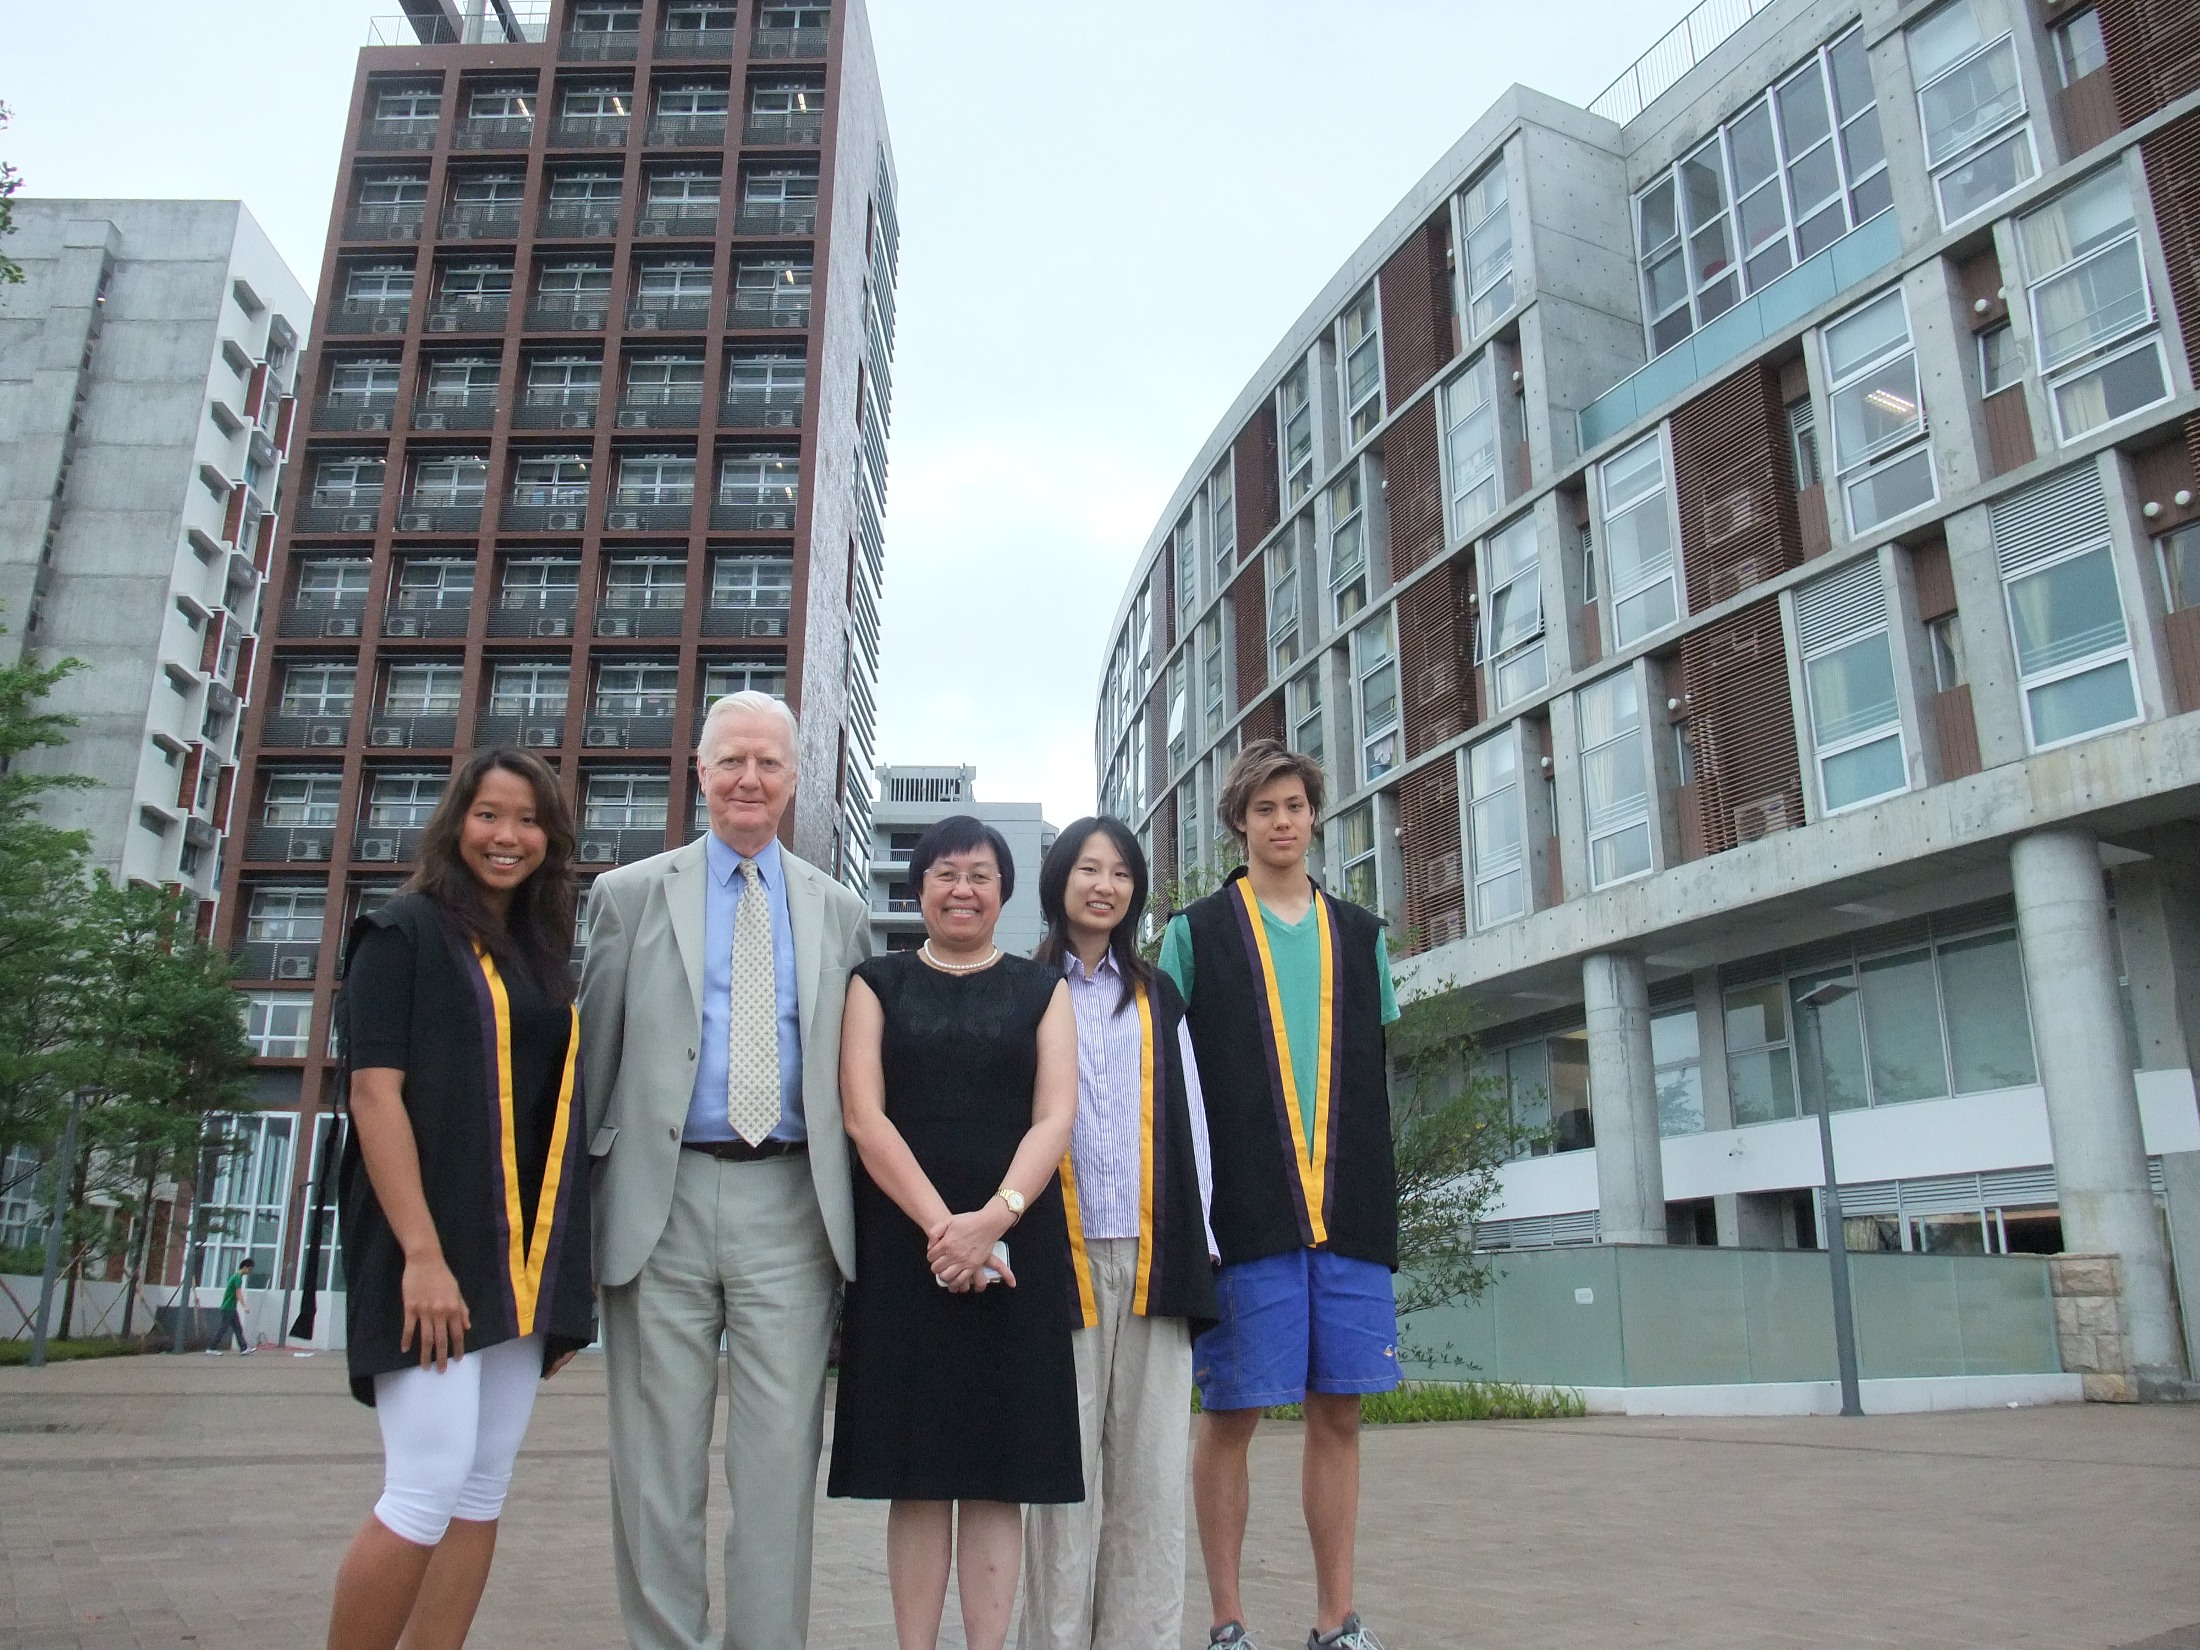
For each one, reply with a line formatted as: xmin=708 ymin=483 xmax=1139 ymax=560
xmin=1235 ymin=405 xmax=1279 ymax=552
xmin=1794 ymin=556 xmax=1888 ymax=659
xmin=1397 ymin=753 xmax=1464 ymax=956
xmin=1384 ymin=396 xmax=1445 ymax=579
xmin=1378 ymin=211 xmax=1456 ymax=406
xmin=1671 ymin=359 xmax=1803 ymax=609
xmin=2099 ymin=0 xmax=2200 ymax=123
xmin=2139 ymin=110 xmax=2200 ymax=390
xmin=1678 ymin=596 xmax=1805 ymax=852
xmin=1398 ymin=553 xmax=1473 ymax=758
xmin=1988 ymin=464 xmax=2112 ymax=581
xmin=1231 ymin=561 xmax=1267 ymax=711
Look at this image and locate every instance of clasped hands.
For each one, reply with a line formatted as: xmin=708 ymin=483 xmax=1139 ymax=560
xmin=925 ymin=1203 xmax=1018 ymax=1293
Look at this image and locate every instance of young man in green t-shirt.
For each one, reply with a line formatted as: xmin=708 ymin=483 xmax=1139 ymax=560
xmin=1158 ymin=740 xmax=1400 ymax=1650
xmin=206 ymin=1257 xmax=254 ymax=1355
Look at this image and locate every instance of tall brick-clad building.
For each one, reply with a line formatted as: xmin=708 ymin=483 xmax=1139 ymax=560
xmin=214 ymin=0 xmax=895 ymax=1321
xmin=1099 ymin=0 xmax=2200 ymax=1393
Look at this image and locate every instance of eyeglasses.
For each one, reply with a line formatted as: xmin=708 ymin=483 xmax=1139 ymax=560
xmin=924 ymin=867 xmax=998 ymax=892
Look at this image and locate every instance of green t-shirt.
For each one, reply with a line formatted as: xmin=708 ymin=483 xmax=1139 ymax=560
xmin=1159 ymin=895 xmax=1400 ymax=1154
xmin=221 ymin=1270 xmax=245 ymax=1311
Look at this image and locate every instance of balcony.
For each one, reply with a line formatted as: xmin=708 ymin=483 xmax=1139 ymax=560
xmin=750 ymin=25 xmax=827 ymax=58
xmin=366 ymin=713 xmax=459 ymax=750
xmin=636 ymin=202 xmax=719 ymax=238
xmin=710 ymin=499 xmax=798 ymax=532
xmin=550 ymin=115 xmax=630 ymax=149
xmin=523 ymin=298 xmax=611 ymax=333
xmin=259 ymin=713 xmax=355 ymax=749
xmin=489 ymin=597 xmax=581 ymax=638
xmin=393 ymin=499 xmax=484 ymax=533
xmin=344 ymin=204 xmax=427 ymax=243
xmin=383 ymin=600 xmax=472 ymax=639
xmin=280 ymin=600 xmax=371 ymax=641
xmin=581 ymin=709 xmax=677 ymax=749
xmin=514 ymin=390 xmax=601 ymax=429
xmin=539 ymin=201 xmax=622 ymax=238
xmin=242 ymin=823 xmax=337 ymax=864
xmin=559 ymin=27 xmax=640 ymax=60
xmin=455 ymin=116 xmax=534 ymax=150
xmin=603 ymin=498 xmax=693 ymax=531
xmin=475 ymin=713 xmax=569 ymax=750
xmin=701 ymin=601 xmax=791 ymax=639
xmin=656 ymin=27 xmax=734 ymax=58
xmin=352 ymin=824 xmax=428 ymax=864
xmin=647 ymin=113 xmax=727 ymax=146
xmin=742 ymin=112 xmax=822 ymax=147
xmin=361 ymin=117 xmax=439 ymax=151
xmin=626 ymin=298 xmax=712 ymax=334
xmin=612 ymin=393 xmax=703 ymax=430
xmin=729 ymin=293 xmax=808 ymax=331
xmin=574 ymin=826 xmax=668 ymax=865
xmin=594 ymin=600 xmax=685 ymax=638
xmin=501 ymin=493 xmax=592 ymax=533
xmin=733 ymin=202 xmax=815 ymax=237
xmin=232 ymin=937 xmax=323 ymax=983
xmin=293 ymin=497 xmax=384 ymax=534
xmin=720 ymin=392 xmax=804 ymax=431
xmin=439 ymin=204 xmax=524 ymax=242
xmin=314 ymin=394 xmax=398 ymax=432
xmin=411 ymin=391 xmax=499 ymax=431
xmin=327 ymin=299 xmax=412 ymax=337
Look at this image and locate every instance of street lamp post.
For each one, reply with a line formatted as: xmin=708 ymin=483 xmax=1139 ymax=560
xmin=1797 ymin=978 xmax=1864 ymax=1418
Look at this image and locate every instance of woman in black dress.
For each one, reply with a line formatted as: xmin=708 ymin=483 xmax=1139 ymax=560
xmin=830 ymin=814 xmax=1082 ymax=1650
xmin=323 ymin=748 xmax=593 ymax=1650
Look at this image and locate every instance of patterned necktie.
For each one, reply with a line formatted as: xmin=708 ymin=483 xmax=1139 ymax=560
xmin=726 ymin=857 xmax=780 ymax=1146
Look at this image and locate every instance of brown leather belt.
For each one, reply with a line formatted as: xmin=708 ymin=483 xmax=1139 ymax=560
xmin=680 ymin=1137 xmax=807 ymax=1163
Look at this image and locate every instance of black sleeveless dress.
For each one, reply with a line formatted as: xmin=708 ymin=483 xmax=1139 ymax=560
xmin=826 ymin=950 xmax=1084 ymax=1504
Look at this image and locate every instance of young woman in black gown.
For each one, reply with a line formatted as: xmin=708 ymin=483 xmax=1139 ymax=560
xmin=829 ymin=814 xmax=1082 ymax=1650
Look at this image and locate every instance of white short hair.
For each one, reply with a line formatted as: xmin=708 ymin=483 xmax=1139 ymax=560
xmin=698 ymin=691 xmax=798 ymax=763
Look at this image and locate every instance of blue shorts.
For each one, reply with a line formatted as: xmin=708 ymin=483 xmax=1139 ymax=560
xmin=1193 ymin=1248 xmax=1400 ymax=1411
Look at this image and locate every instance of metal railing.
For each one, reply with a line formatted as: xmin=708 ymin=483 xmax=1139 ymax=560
xmin=439 ymin=204 xmax=523 ymax=240
xmin=657 ymin=27 xmax=734 ymax=58
xmin=344 ymin=204 xmax=427 ymax=243
xmin=361 ymin=117 xmax=438 ymax=151
xmin=559 ymin=27 xmax=641 ymax=60
xmin=327 ymin=299 xmax=412 ymax=335
xmin=455 ymin=116 xmax=534 ymax=150
xmin=647 ymin=113 xmax=728 ymax=145
xmin=550 ymin=116 xmax=630 ymax=148
xmin=1588 ymin=0 xmax=1778 ymax=125
xmin=750 ymin=26 xmax=827 ymax=58
xmin=523 ymin=299 xmax=611 ymax=332
xmin=367 ymin=7 xmax=548 ymax=46
xmin=742 ymin=112 xmax=823 ymax=147
xmin=411 ymin=393 xmax=499 ymax=430
xmin=424 ymin=294 xmax=512 ymax=331
xmin=734 ymin=203 xmax=816 ymax=237
xmin=540 ymin=202 xmax=622 ymax=237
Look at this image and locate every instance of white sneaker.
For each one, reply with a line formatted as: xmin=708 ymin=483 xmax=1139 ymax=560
xmin=1309 ymin=1615 xmax=1387 ymax=1650
xmin=203 ymin=1348 xmax=221 ymax=1356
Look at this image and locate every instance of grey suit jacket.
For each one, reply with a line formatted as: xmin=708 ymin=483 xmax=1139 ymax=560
xmin=577 ymin=833 xmax=870 ymax=1288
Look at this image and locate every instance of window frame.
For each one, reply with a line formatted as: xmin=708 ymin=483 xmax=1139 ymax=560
xmin=1907 ymin=0 xmax=2038 ymax=227
xmin=1465 ymin=730 xmax=1527 ymax=929
xmin=1598 ymin=431 xmax=1681 ymax=648
xmin=2002 ymin=539 xmax=2142 ymax=752
xmin=1354 ymin=608 xmax=1401 ymax=786
xmin=1478 ymin=511 xmax=1546 ymax=710
xmin=1338 ymin=287 xmax=1384 ymax=444
xmin=1823 ymin=287 xmax=1937 ymax=534
xmin=1578 ymin=668 xmax=1654 ymax=891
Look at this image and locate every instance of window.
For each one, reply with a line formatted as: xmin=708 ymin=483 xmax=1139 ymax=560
xmin=489 ymin=661 xmax=569 ymax=717
xmin=525 ymin=354 xmax=602 ymax=405
xmin=1979 ymin=323 xmax=2024 ymax=394
xmin=718 ymin=451 xmax=799 ymax=506
xmin=569 ymin=0 xmax=642 ymax=33
xmin=585 ymin=772 xmax=668 ymax=830
xmin=467 ymin=84 xmax=534 ymax=126
xmin=328 ymin=358 xmax=400 ymax=405
xmin=667 ymin=1 xmax=737 ymax=26
xmin=381 ymin=663 xmax=462 ymax=718
xmin=343 ymin=263 xmax=413 ymax=310
xmin=1578 ymin=670 xmax=1651 ymax=888
xmin=1480 ymin=512 xmax=1545 ymax=708
xmin=1994 ymin=468 xmax=2139 ymax=749
xmin=603 ymin=556 xmax=685 ymax=610
xmin=711 ymin=554 xmax=793 ymax=608
xmin=615 ymin=452 xmax=697 ymax=506
xmin=1199 ymin=612 xmax=1226 ymax=739
xmin=1289 ymin=668 xmax=1324 ymax=771
xmin=1907 ymin=0 xmax=2036 ymax=226
xmin=366 ymin=771 xmax=445 ymax=829
xmin=1788 ymin=397 xmax=1821 ymax=489
xmin=246 ymin=885 xmax=324 ymax=943
xmin=1338 ymin=803 xmax=1378 ymax=911
xmin=243 ymin=993 xmax=313 ymax=1059
xmin=2161 ymin=523 xmax=2200 ymax=613
xmin=733 ymin=256 xmax=812 ymax=321
xmin=311 ymin=455 xmax=384 ymax=507
xmin=512 ymin=451 xmax=591 ymax=505
xmin=1354 ymin=610 xmax=1400 ymax=784
xmin=1824 ymin=289 xmax=1935 ymax=533
xmin=374 ymin=85 xmax=441 ymax=128
xmin=560 ymin=83 xmax=630 ymax=123
xmin=1466 ymin=732 xmax=1525 ymax=928
xmin=743 ymin=164 xmax=818 ymax=211
xmin=500 ymin=557 xmax=581 ymax=609
xmin=421 ymin=357 xmax=499 ymax=403
xmin=1173 ymin=511 xmax=1200 ymax=631
xmin=393 ymin=557 xmax=474 ymax=610
xmin=1339 ymin=288 xmax=1382 ymax=443
xmin=750 ymin=78 xmax=821 ymax=116
xmin=647 ymin=166 xmax=722 ymax=209
xmin=2018 ymin=169 xmax=2171 ymax=441
xmin=296 ymin=558 xmax=370 ymax=609
xmin=1599 ymin=433 xmax=1679 ymax=645
xmin=262 ymin=773 xmax=340 ymax=827
xmin=356 ymin=168 xmax=429 ymax=209
xmin=408 ymin=453 xmax=488 ymax=507
xmin=1796 ymin=557 xmax=1908 ymax=812
xmin=1724 ymin=979 xmax=1796 ymax=1123
xmin=593 ymin=661 xmax=678 ymax=718
xmin=1634 ymin=25 xmax=1890 ymax=354
xmin=1268 ymin=521 xmax=1305 ymax=672
xmin=1279 ymin=363 xmax=1314 ymax=505
xmin=2052 ymin=8 xmax=2108 ymax=85
xmin=636 ymin=259 xmax=714 ymax=309
xmin=1176 ymin=779 xmax=1202 ymax=876
xmin=1457 ymin=157 xmax=1513 ymax=336
xmin=1165 ymin=658 xmax=1189 ymax=774
xmin=1653 ymin=1006 xmax=1705 ymax=1136
xmin=1928 ymin=612 xmax=1966 ymax=690
xmin=1442 ymin=353 xmax=1499 ymax=540
xmin=655 ymin=81 xmax=729 ymax=118
xmin=759 ymin=3 xmax=830 ymax=25
xmin=1328 ymin=464 xmax=1369 ymax=624
xmin=547 ymin=167 xmax=623 ymax=204
xmin=726 ymin=350 xmax=806 ymax=405
xmin=279 ymin=663 xmax=356 ymax=717
xmin=535 ymin=260 xmax=613 ymax=311
xmin=703 ymin=658 xmax=787 ymax=700
xmin=448 ymin=174 xmax=523 ymax=210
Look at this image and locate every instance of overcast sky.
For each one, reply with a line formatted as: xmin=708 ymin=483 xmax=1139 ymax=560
xmin=6 ymin=0 xmax=1655 ymax=827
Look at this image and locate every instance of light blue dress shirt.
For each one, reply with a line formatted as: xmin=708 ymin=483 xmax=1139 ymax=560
xmin=684 ymin=833 xmax=805 ymax=1143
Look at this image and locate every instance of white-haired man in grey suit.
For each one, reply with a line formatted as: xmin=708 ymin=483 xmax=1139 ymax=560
xmin=579 ymin=690 xmax=870 ymax=1650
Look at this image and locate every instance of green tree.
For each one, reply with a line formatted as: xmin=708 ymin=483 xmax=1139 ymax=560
xmin=0 ymin=102 xmax=23 ymax=286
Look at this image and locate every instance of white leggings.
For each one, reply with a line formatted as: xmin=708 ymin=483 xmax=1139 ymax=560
xmin=371 ymin=1334 xmax=544 ymax=1547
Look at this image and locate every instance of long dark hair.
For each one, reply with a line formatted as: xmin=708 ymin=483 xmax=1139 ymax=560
xmin=402 ymin=748 xmax=577 ymax=1000
xmin=1034 ymin=816 xmax=1156 ymax=1013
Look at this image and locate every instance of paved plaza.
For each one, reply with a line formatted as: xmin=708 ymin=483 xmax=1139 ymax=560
xmin=0 ymin=1352 xmax=2195 ymax=1649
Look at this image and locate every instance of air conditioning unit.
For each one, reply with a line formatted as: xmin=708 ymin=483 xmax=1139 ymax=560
xmin=286 ymin=836 xmax=327 ymax=860
xmin=606 ymin=510 xmax=644 ymax=529
xmin=615 ymin=410 xmax=651 ymax=429
xmin=579 ymin=838 xmax=617 ymax=862
xmin=559 ymin=410 xmax=593 ymax=428
xmin=762 ymin=408 xmax=796 ymax=427
xmin=596 ymin=615 xmax=634 ymax=637
xmin=1732 ymin=794 xmax=1793 ymax=843
xmin=413 ymin=411 xmax=449 ymax=430
xmin=544 ymin=511 xmax=581 ymax=531
xmin=357 ymin=836 xmax=398 ymax=861
xmin=523 ymin=726 xmax=560 ymax=748
xmin=308 ymin=725 xmax=347 ymax=746
xmin=322 ymin=615 xmax=362 ymax=637
xmin=397 ymin=512 xmax=436 ymax=531
xmin=638 ymin=220 xmax=669 ymax=237
xmin=277 ymin=955 xmax=317 ymax=980
xmin=533 ymin=615 xmax=572 ymax=637
xmin=428 ymin=313 xmax=462 ymax=332
xmin=583 ymin=725 xmax=625 ymax=747
xmin=371 ymin=316 xmax=405 ymax=335
xmin=384 ymin=614 xmax=422 ymax=637
xmin=748 ymin=613 xmax=787 ymax=637
xmin=772 ymin=313 xmax=801 ymax=328
xmin=628 ymin=312 xmax=661 ymax=331
xmin=446 ymin=224 xmax=477 ymax=241
xmin=354 ymin=411 xmax=391 ymax=431
xmin=754 ymin=509 xmax=792 ymax=529
xmin=370 ymin=726 xmax=408 ymax=747
xmin=340 ymin=512 xmax=377 ymax=532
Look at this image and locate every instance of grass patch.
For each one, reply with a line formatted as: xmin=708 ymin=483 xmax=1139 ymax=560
xmin=1194 ymin=1379 xmax=1585 ymax=1423
xmin=0 ymin=1337 xmax=146 ymax=1367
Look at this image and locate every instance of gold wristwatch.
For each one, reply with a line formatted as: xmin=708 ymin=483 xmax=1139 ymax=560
xmin=994 ymin=1186 xmax=1026 ymax=1223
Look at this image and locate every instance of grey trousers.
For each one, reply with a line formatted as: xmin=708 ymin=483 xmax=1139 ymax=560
xmin=602 ymin=1150 xmax=840 ymax=1650
xmin=1020 ymin=1238 xmax=1196 ymax=1650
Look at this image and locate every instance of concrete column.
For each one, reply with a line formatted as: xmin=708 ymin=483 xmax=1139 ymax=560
xmin=1583 ymin=949 xmax=1665 ymax=1245
xmin=2011 ymin=828 xmax=2185 ymax=1385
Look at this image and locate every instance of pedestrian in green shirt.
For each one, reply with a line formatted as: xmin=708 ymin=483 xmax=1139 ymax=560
xmin=206 ymin=1257 xmax=254 ymax=1354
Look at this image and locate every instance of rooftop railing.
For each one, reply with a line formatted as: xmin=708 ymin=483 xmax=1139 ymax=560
xmin=1587 ymin=0 xmax=1778 ymax=126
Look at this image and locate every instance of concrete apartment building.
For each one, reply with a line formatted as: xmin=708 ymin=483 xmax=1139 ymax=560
xmin=1098 ymin=0 xmax=2200 ymax=1397
xmin=210 ymin=0 xmax=895 ymax=1315
xmin=867 ymin=764 xmax=1056 ymax=958
xmin=0 ymin=200 xmax=308 ymax=919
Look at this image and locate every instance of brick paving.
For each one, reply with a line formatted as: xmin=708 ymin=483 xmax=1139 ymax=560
xmin=1 ymin=1351 xmax=2195 ymax=1649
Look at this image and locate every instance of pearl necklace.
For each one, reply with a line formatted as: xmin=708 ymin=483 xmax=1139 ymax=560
xmin=922 ymin=940 xmax=1001 ymax=974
